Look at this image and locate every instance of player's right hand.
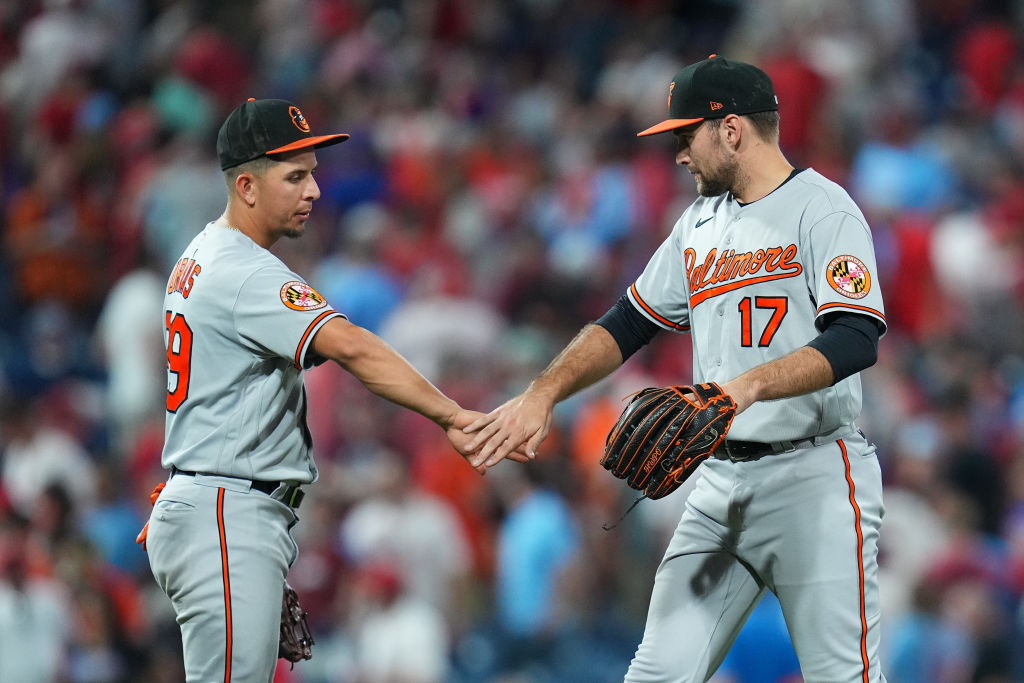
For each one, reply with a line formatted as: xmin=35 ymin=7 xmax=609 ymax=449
xmin=447 ymin=409 xmax=532 ymax=474
xmin=463 ymin=392 xmax=553 ymax=468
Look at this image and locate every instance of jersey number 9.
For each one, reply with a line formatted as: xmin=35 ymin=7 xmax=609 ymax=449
xmin=165 ymin=311 xmax=193 ymax=412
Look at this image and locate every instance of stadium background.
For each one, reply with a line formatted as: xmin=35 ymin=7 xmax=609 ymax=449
xmin=1 ymin=0 xmax=1023 ymax=681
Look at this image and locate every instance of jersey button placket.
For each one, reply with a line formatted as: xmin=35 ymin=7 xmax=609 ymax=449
xmin=717 ymin=305 xmax=724 ymax=367
xmin=717 ymin=224 xmax=734 ymax=368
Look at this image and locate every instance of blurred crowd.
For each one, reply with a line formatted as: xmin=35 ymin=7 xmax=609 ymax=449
xmin=2 ymin=0 xmax=1024 ymax=681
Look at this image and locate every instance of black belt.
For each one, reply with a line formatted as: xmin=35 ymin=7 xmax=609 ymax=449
xmin=171 ymin=467 xmax=304 ymax=508
xmin=713 ymin=438 xmax=815 ymax=462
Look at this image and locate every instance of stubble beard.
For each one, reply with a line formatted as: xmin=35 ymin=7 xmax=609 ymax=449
xmin=278 ymin=219 xmax=305 ymax=240
xmin=695 ymin=154 xmax=740 ymax=197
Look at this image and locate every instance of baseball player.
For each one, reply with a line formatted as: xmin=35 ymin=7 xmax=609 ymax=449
xmin=141 ymin=98 xmax=512 ymax=682
xmin=465 ymin=55 xmax=888 ymax=682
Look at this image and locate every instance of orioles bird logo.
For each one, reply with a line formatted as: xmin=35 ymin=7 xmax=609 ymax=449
xmin=667 ymin=82 xmax=675 ymax=110
xmin=289 ymin=106 xmax=311 ymax=133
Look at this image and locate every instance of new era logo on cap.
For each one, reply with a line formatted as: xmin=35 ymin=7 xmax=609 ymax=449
xmin=638 ymin=55 xmax=778 ymax=137
xmin=217 ymin=98 xmax=349 ymax=170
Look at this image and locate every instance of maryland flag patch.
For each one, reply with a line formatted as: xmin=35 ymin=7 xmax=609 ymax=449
xmin=826 ymin=255 xmax=871 ymax=299
xmin=280 ymin=281 xmax=328 ymax=311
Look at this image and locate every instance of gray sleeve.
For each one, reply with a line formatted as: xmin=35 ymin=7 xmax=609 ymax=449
xmin=805 ymin=211 xmax=886 ymax=335
xmin=233 ymin=267 xmax=345 ymax=368
xmin=628 ymin=223 xmax=691 ymax=332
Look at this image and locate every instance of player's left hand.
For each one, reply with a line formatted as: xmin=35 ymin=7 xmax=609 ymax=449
xmin=718 ymin=378 xmax=756 ymax=415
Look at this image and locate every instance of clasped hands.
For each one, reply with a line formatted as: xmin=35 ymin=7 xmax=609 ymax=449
xmin=445 ymin=391 xmax=552 ymax=475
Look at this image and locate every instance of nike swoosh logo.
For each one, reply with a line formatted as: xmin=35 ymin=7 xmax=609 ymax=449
xmin=695 ymin=217 xmax=713 ymax=228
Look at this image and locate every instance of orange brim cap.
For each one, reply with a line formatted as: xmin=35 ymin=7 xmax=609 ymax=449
xmin=217 ymin=99 xmax=352 ymax=170
xmin=637 ymin=117 xmax=705 ymax=137
xmin=267 ymin=133 xmax=350 ymax=154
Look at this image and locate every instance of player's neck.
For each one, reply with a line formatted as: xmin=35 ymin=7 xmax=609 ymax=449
xmin=218 ymin=208 xmax=277 ymax=249
xmin=732 ymin=149 xmax=794 ymax=204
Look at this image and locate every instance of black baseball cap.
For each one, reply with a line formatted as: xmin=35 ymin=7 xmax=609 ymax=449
xmin=637 ymin=55 xmax=778 ymax=136
xmin=217 ymin=98 xmax=350 ymax=170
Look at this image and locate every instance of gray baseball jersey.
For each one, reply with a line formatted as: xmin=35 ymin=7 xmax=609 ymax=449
xmin=623 ymin=169 xmax=888 ymax=682
xmin=148 ymin=222 xmax=343 ymax=682
xmin=627 ymin=168 xmax=886 ymax=442
xmin=162 ymin=222 xmax=343 ymax=482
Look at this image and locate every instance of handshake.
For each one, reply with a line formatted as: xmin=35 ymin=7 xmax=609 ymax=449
xmin=445 ymin=387 xmax=557 ymax=475
xmin=447 ymin=381 xmax=736 ymax=501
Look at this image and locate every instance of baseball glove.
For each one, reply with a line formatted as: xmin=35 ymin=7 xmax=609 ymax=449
xmin=279 ymin=583 xmax=314 ymax=667
xmin=601 ymin=382 xmax=736 ymax=499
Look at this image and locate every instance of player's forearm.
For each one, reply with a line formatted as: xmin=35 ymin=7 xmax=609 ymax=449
xmin=316 ymin=322 xmax=459 ymax=427
xmin=353 ymin=354 xmax=459 ymax=427
xmin=525 ymin=323 xmax=624 ymax=407
xmin=721 ymin=346 xmax=834 ymax=415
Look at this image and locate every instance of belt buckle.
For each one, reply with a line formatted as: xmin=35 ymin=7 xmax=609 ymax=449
xmin=722 ymin=441 xmax=752 ymax=463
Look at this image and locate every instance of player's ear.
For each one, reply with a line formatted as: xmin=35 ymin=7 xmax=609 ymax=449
xmin=235 ymin=172 xmax=258 ymax=207
xmin=721 ymin=114 xmax=742 ymax=149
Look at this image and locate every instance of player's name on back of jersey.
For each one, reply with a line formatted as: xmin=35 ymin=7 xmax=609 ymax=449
xmin=168 ymin=257 xmax=201 ymax=298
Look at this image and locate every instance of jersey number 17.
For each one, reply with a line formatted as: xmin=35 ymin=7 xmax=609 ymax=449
xmin=738 ymin=296 xmax=788 ymax=347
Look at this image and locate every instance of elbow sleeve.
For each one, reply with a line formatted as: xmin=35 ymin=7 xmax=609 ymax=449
xmin=595 ymin=295 xmax=661 ymax=361
xmin=806 ymin=313 xmax=881 ymax=384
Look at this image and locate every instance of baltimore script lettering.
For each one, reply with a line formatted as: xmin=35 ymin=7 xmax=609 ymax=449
xmin=684 ymin=244 xmax=802 ymax=307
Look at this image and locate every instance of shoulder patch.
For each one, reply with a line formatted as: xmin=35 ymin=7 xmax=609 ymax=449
xmin=826 ymin=255 xmax=871 ymax=299
xmin=280 ymin=281 xmax=328 ymax=311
